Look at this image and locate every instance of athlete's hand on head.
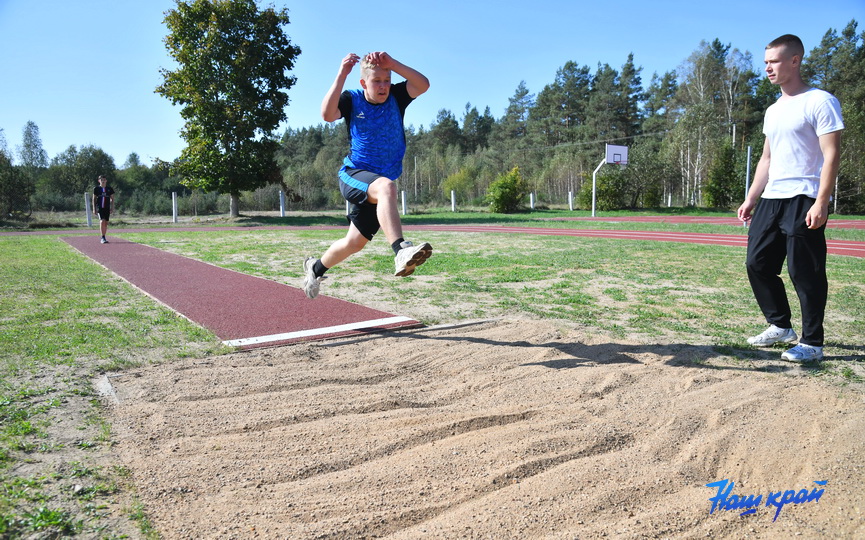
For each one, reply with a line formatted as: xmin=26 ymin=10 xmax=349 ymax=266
xmin=340 ymin=53 xmax=360 ymax=76
xmin=365 ymin=51 xmax=395 ymax=70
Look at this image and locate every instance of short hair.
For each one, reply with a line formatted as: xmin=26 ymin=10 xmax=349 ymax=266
xmin=766 ymin=34 xmax=804 ymax=58
xmin=360 ymin=53 xmax=389 ymax=79
xmin=98 ymin=175 xmax=107 ymax=180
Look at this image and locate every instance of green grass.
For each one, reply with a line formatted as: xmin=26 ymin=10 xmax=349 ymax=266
xmin=1 ymin=210 xmax=864 ymax=537
xmin=123 ymin=225 xmax=865 ymax=352
xmin=0 ymin=235 xmax=228 ymax=538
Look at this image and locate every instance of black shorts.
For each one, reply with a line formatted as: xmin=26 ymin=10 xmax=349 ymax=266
xmin=339 ymin=167 xmax=383 ymax=241
xmin=96 ymin=208 xmax=111 ymax=221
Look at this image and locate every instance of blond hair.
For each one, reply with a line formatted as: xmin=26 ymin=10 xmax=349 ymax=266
xmin=360 ymin=53 xmax=389 ymax=79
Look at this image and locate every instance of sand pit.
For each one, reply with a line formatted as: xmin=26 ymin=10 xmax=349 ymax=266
xmin=104 ymin=319 xmax=864 ymax=538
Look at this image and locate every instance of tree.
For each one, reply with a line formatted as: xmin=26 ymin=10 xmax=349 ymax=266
xmin=157 ymin=0 xmax=301 ymax=217
xmin=618 ymin=53 xmax=645 ymax=138
xmin=18 ymin=121 xmax=49 ymax=174
xmin=461 ymin=104 xmax=494 ymax=152
xmin=16 ymin=121 xmax=47 ymax=206
xmin=704 ymin=142 xmax=738 ymax=208
xmin=642 ymin=70 xmax=679 ymax=134
xmin=429 ymin=109 xmax=462 ymax=151
xmin=491 ymin=81 xmax=534 ymax=150
xmin=585 ymin=63 xmax=624 ymax=140
xmin=36 ymin=145 xmax=116 ymax=210
xmin=802 ymin=20 xmax=865 ymax=213
xmin=529 ymin=61 xmax=592 ymax=146
xmin=0 ymin=151 xmax=32 ymax=220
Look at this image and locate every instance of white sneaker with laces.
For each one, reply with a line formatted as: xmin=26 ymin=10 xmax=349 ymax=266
xmin=781 ymin=343 xmax=823 ymax=362
xmin=747 ymin=325 xmax=798 ymax=347
xmin=302 ymin=257 xmax=324 ymax=299
xmin=394 ymin=241 xmax=432 ymax=277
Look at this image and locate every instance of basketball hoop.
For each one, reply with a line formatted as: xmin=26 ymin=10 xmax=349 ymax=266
xmin=593 ymin=144 xmax=630 ymax=217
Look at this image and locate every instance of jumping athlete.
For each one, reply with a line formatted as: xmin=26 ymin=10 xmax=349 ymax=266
xmin=302 ymin=51 xmax=432 ymax=299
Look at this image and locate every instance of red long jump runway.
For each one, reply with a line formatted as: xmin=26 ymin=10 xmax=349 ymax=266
xmin=62 ymin=236 xmax=420 ymax=349
xmin=408 ymin=225 xmax=865 ymax=258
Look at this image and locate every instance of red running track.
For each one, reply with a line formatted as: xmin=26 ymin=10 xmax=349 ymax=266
xmin=546 ymin=216 xmax=865 ymax=229
xmin=62 ymin=236 xmax=420 ymax=349
xmin=407 ymin=225 xmax=865 ymax=258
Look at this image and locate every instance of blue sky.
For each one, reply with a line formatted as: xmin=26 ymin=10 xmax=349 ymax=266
xmin=1 ymin=0 xmax=862 ymax=166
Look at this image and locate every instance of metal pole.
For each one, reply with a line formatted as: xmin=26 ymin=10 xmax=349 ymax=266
xmin=744 ymin=146 xmax=752 ymax=228
xmin=451 ymin=190 xmax=456 ymax=212
xmin=84 ymin=193 xmax=92 ymax=227
xmin=279 ymin=190 xmax=285 ymax=217
xmin=401 ymin=190 xmax=407 ymax=215
xmin=592 ymin=158 xmax=605 ymax=217
xmin=530 ymin=192 xmax=535 ymax=210
xmin=568 ymin=191 xmax=573 ymax=211
xmin=172 ymin=192 xmax=178 ymax=223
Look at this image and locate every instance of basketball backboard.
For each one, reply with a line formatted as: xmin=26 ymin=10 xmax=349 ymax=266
xmin=605 ymin=144 xmax=628 ymax=164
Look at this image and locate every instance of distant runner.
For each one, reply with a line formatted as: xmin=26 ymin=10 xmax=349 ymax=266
xmin=92 ymin=175 xmax=115 ymax=244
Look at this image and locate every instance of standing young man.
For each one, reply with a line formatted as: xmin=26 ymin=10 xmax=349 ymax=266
xmin=302 ymin=52 xmax=433 ymax=299
xmin=92 ymin=175 xmax=115 ymax=244
xmin=737 ymin=34 xmax=844 ymax=362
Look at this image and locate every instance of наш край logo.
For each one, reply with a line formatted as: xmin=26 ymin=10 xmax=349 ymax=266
xmin=706 ymin=478 xmax=827 ymax=521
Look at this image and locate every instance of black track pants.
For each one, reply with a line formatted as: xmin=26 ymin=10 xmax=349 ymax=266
xmin=745 ymin=195 xmax=827 ymax=346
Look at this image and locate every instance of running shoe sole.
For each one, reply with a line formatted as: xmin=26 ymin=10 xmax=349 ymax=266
xmin=395 ymin=243 xmax=433 ymax=277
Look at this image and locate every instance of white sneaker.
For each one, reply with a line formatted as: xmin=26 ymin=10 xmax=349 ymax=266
xmin=302 ymin=257 xmax=324 ymax=299
xmin=394 ymin=241 xmax=432 ymax=277
xmin=781 ymin=343 xmax=823 ymax=362
xmin=747 ymin=325 xmax=798 ymax=347
xmin=100 ymin=237 xmax=107 ymax=244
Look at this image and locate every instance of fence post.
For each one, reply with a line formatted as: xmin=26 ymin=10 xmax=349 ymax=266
xmin=172 ymin=192 xmax=178 ymax=223
xmin=451 ymin=190 xmax=456 ymax=212
xmin=530 ymin=192 xmax=535 ymax=210
xmin=568 ymin=191 xmax=573 ymax=211
xmin=279 ymin=190 xmax=286 ymax=217
xmin=84 ymin=193 xmax=92 ymax=227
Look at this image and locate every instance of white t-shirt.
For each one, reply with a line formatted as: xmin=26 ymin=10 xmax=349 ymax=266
xmin=762 ymin=88 xmax=844 ymax=199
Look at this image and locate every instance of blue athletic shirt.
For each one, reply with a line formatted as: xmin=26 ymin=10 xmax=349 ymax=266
xmin=337 ymin=81 xmax=413 ymax=182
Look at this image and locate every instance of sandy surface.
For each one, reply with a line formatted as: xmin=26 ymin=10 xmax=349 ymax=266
xmin=104 ymin=319 xmax=864 ymax=538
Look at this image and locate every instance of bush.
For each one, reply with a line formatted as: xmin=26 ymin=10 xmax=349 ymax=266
xmin=31 ymin=191 xmax=82 ymax=212
xmin=576 ymin=169 xmax=627 ymax=211
xmin=123 ymin=190 xmax=171 ymax=215
xmin=486 ymin=166 xmax=527 ymax=213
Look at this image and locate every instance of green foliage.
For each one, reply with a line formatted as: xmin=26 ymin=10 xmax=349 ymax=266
xmin=576 ymin=168 xmax=628 ymax=211
xmin=442 ymin=166 xmax=479 ymax=202
xmin=704 ymin=143 xmax=739 ymax=208
xmin=156 ymin=0 xmax=302 ymax=209
xmin=486 ymin=166 xmax=527 ymax=213
xmin=0 ymin=153 xmax=33 ymax=220
xmin=37 ymin=144 xmax=117 ymax=202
